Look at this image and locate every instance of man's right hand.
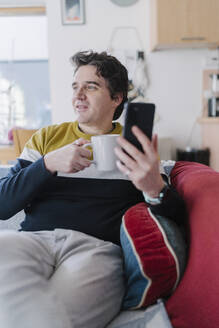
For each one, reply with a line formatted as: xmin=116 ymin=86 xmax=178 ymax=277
xmin=44 ymin=139 xmax=92 ymax=174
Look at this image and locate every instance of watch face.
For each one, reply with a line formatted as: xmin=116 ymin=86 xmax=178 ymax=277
xmin=111 ymin=0 xmax=139 ymax=7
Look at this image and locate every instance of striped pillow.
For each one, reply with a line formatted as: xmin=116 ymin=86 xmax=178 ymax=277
xmin=120 ymin=202 xmax=186 ymax=309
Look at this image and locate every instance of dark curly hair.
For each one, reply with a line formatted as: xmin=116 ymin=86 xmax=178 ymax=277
xmin=70 ymin=50 xmax=128 ymax=120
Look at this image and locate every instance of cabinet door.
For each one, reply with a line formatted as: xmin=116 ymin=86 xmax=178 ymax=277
xmin=150 ymin=0 xmax=219 ymax=50
xmin=200 ymin=0 xmax=219 ymax=44
xmin=185 ymin=0 xmax=219 ymax=44
xmin=152 ymin=0 xmax=186 ymax=47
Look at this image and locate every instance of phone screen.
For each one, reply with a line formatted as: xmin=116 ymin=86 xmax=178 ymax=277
xmin=123 ymin=102 xmax=155 ymax=152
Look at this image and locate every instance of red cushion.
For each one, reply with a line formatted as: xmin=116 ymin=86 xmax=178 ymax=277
xmin=120 ymin=203 xmax=186 ymax=309
xmin=166 ymin=161 xmax=219 ymax=328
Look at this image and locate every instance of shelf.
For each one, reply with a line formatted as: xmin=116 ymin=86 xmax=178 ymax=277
xmin=198 ymin=117 xmax=219 ymax=124
xmin=204 ymin=90 xmax=219 ymax=98
xmin=202 ymin=69 xmax=219 ymax=118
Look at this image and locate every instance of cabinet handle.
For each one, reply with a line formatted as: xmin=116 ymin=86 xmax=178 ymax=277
xmin=181 ymin=37 xmax=206 ymax=41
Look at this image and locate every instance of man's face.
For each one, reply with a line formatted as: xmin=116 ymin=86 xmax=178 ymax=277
xmin=72 ymin=65 xmax=121 ymax=127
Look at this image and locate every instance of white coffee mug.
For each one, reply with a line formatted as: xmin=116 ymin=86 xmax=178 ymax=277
xmin=83 ymin=134 xmax=119 ymax=171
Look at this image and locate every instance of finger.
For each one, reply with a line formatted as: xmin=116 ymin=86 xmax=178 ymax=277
xmin=116 ymin=135 xmax=144 ymax=161
xmin=116 ymin=160 xmax=131 ymax=176
xmin=114 ymin=146 xmax=137 ymax=171
xmin=71 ymin=168 xmax=79 ymax=173
xmin=117 ymin=137 xmax=150 ymax=172
xmin=78 ymin=147 xmax=92 ymax=159
xmin=73 ymin=139 xmax=90 ymax=146
xmin=72 ymin=163 xmax=84 ymax=171
xmin=78 ymin=157 xmax=92 ymax=167
xmin=70 ymin=144 xmax=91 ymax=159
xmin=131 ymin=126 xmax=153 ymax=154
xmin=152 ymin=134 xmax=158 ymax=152
xmin=73 ymin=139 xmax=81 ymax=146
xmin=131 ymin=126 xmax=159 ymax=166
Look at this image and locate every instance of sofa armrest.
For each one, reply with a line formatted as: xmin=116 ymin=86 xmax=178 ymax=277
xmin=166 ymin=161 xmax=219 ymax=328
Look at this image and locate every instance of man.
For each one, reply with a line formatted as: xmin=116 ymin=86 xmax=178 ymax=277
xmin=0 ymin=51 xmax=185 ymax=328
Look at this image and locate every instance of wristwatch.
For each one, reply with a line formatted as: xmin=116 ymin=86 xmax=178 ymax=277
xmin=143 ymin=184 xmax=169 ymax=205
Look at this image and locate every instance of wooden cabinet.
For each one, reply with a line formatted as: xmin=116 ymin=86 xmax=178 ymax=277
xmin=150 ymin=0 xmax=219 ymax=51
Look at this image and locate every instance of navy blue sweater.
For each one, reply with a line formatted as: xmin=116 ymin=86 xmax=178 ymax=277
xmin=0 ymin=122 xmax=185 ymax=245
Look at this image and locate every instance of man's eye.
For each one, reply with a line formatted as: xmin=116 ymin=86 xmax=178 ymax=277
xmin=87 ymin=85 xmax=97 ymax=90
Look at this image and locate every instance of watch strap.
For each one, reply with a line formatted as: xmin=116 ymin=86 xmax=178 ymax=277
xmin=143 ymin=184 xmax=169 ymax=205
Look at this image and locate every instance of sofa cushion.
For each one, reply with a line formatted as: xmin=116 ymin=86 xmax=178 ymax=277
xmin=120 ymin=202 xmax=186 ymax=310
xmin=106 ymin=299 xmax=172 ymax=328
xmin=166 ymin=161 xmax=219 ymax=328
xmin=0 ymin=211 xmax=24 ymax=230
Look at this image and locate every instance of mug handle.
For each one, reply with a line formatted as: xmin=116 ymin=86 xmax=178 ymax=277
xmin=82 ymin=143 xmax=95 ymax=164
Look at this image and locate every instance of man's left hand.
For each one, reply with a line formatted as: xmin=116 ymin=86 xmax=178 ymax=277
xmin=114 ymin=126 xmax=165 ymax=198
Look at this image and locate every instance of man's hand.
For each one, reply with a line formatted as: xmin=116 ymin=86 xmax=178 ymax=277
xmin=114 ymin=126 xmax=165 ymax=197
xmin=44 ymin=138 xmax=92 ymax=174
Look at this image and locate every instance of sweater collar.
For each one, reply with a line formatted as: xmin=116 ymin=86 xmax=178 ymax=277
xmin=72 ymin=121 xmax=123 ymax=139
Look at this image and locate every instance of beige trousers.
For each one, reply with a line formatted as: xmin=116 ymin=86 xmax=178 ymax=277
xmin=0 ymin=229 xmax=125 ymax=328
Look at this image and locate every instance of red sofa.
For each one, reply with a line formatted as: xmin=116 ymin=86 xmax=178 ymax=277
xmin=166 ymin=161 xmax=219 ymax=328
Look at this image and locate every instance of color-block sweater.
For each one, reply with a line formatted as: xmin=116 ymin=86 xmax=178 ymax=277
xmin=0 ymin=121 xmax=185 ymax=245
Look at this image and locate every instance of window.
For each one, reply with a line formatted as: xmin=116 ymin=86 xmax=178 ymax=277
xmin=0 ymin=77 xmax=25 ymax=143
xmin=0 ymin=13 xmax=51 ymax=144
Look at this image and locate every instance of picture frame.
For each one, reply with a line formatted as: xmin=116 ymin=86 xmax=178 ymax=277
xmin=61 ymin=0 xmax=85 ymax=25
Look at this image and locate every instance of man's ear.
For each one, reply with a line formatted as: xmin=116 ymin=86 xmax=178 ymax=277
xmin=113 ymin=93 xmax=123 ymax=106
xmin=112 ymin=93 xmax=125 ymax=121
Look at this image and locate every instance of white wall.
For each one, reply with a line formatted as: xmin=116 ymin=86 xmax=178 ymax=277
xmin=0 ymin=0 xmax=45 ymax=5
xmin=46 ymin=0 xmax=211 ymax=155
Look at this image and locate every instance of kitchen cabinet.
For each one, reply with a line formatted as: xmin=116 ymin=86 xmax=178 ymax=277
xmin=150 ymin=0 xmax=219 ymax=51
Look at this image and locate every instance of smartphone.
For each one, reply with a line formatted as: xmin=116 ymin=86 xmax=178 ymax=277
xmin=123 ymin=102 xmax=155 ymax=152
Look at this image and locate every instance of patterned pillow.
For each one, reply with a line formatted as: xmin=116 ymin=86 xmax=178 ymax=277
xmin=120 ymin=202 xmax=187 ymax=310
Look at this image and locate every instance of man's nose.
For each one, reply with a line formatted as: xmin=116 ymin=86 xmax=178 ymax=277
xmin=75 ymin=86 xmax=86 ymax=99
